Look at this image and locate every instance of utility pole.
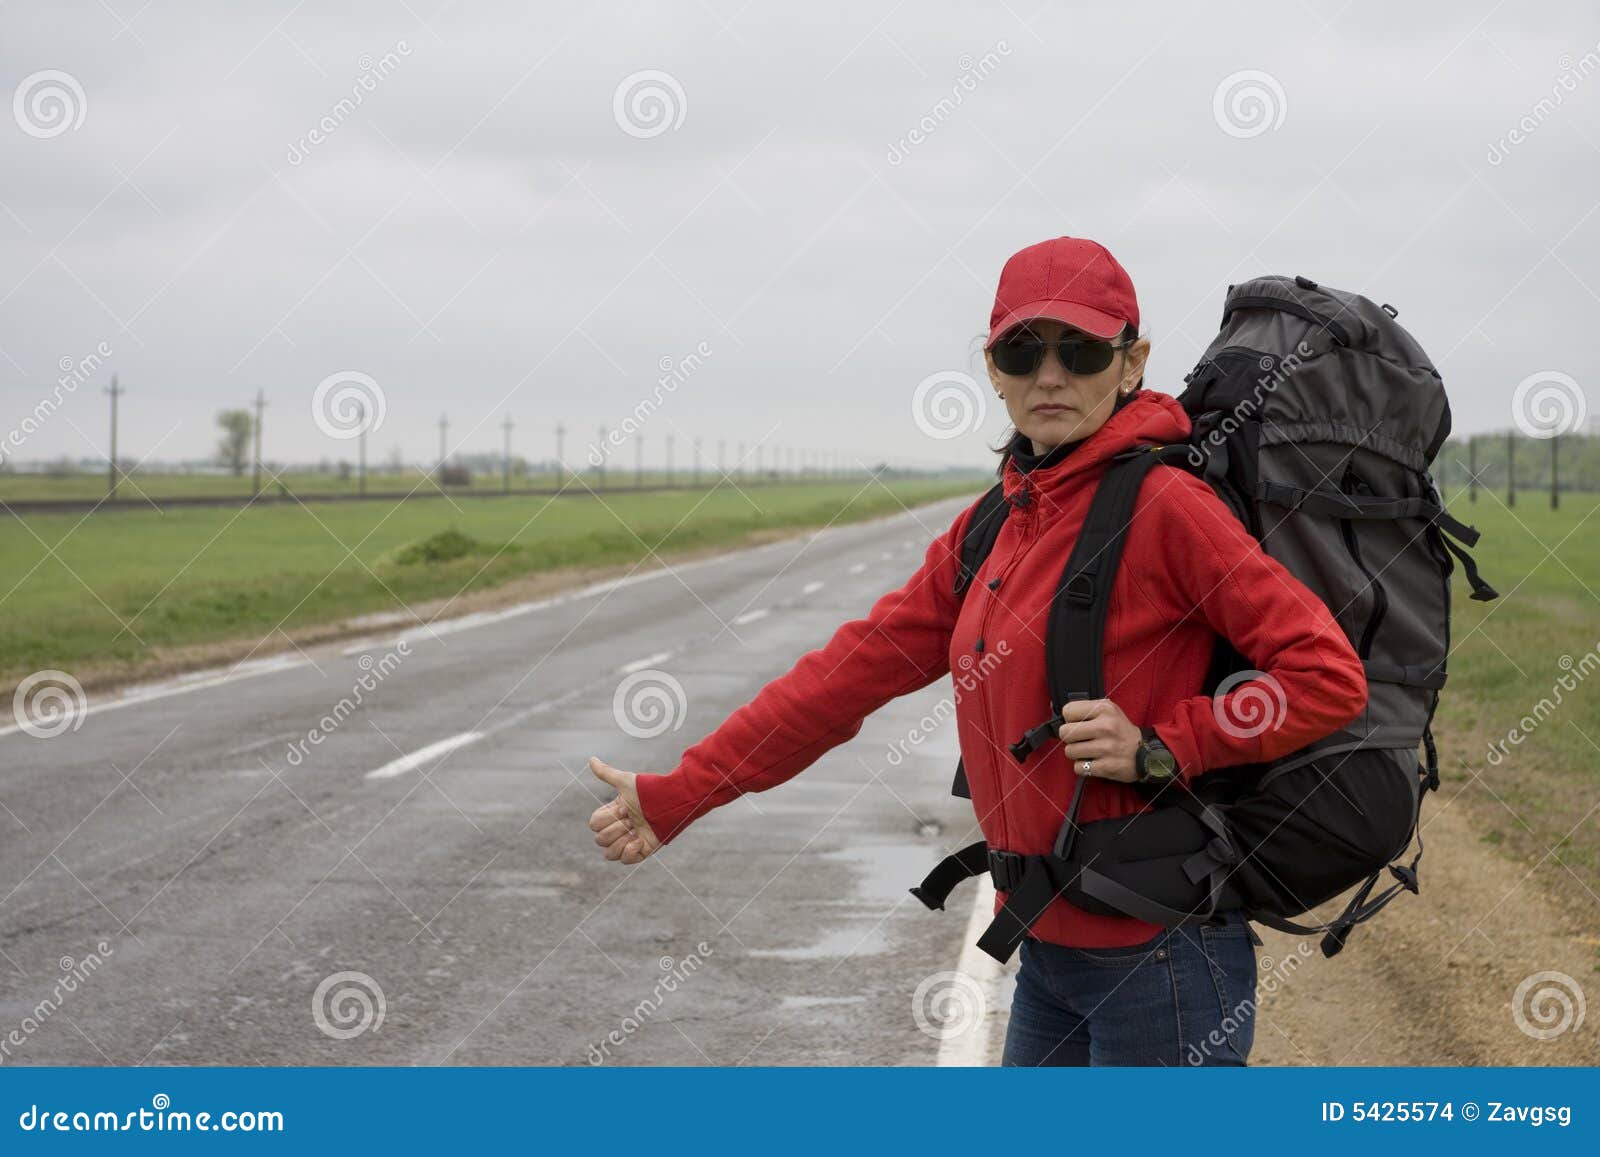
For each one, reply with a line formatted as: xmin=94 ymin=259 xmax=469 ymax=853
xmin=635 ymin=434 xmax=644 ymax=488
xmin=718 ymin=439 xmax=726 ymax=478
xmin=1551 ymin=431 xmax=1560 ymax=511
xmin=1467 ymin=435 xmax=1477 ymax=503
xmin=502 ymin=414 xmax=514 ymax=494
xmin=105 ymin=374 xmax=124 ymax=500
xmin=597 ymin=426 xmax=607 ymax=486
xmin=358 ymin=401 xmax=368 ymax=496
xmin=438 ymin=413 xmax=449 ymax=474
xmin=252 ymin=388 xmax=267 ymax=498
xmin=693 ymin=436 xmax=701 ymax=486
xmin=737 ymin=441 xmax=745 ymax=481
xmin=555 ymin=422 xmax=566 ymax=485
xmin=1507 ymin=429 xmax=1516 ymax=507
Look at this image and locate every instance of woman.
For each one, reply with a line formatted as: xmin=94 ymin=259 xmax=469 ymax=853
xmin=585 ymin=236 xmax=1368 ymax=1066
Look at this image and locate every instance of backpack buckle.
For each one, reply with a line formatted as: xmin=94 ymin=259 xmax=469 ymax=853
xmin=987 ymin=849 xmax=1028 ymax=893
xmin=1388 ymin=862 xmax=1420 ymax=894
xmin=1063 ymin=573 xmax=1095 ymax=606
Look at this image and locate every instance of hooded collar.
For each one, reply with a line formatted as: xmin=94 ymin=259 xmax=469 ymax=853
xmin=999 ymin=390 xmax=1191 ymax=509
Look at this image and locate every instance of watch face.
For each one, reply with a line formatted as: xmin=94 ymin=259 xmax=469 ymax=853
xmin=1141 ymin=740 xmax=1178 ymax=780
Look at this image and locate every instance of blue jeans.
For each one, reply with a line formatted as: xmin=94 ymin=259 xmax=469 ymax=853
xmin=1001 ymin=913 xmax=1259 ymax=1066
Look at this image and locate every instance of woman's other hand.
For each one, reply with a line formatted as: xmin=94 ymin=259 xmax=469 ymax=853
xmin=1057 ymin=698 xmax=1143 ymax=783
xmin=587 ymin=756 xmax=662 ymax=864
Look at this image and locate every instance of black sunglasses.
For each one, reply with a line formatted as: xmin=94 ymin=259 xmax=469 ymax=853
xmin=991 ymin=331 xmax=1132 ymax=377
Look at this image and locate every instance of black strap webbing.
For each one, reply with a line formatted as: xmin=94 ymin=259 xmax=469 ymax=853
xmin=908 ymin=840 xmax=988 ymax=911
xmin=953 ymin=483 xmax=1010 ymax=596
xmin=1010 ymin=446 xmax=1187 ymax=762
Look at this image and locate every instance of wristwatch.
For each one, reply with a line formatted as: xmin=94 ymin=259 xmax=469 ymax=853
xmin=1135 ymin=727 xmax=1179 ymax=784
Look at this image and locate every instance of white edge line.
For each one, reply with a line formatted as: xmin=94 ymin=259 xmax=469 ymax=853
xmin=936 ymin=876 xmax=1007 ymax=1067
xmin=364 ymin=731 xmax=484 ymax=781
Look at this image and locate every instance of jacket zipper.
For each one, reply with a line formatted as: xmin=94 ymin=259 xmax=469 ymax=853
xmin=972 ymin=475 xmax=1043 ymax=854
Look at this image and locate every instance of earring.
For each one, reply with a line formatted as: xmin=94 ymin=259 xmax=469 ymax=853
xmin=997 ymin=392 xmax=1005 ymax=400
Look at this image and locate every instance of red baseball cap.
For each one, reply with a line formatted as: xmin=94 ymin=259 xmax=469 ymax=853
xmin=986 ymin=236 xmax=1140 ymax=348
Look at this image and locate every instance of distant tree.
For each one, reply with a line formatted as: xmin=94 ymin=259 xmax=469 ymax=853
xmin=387 ymin=445 xmax=405 ymax=474
xmin=216 ymin=409 xmax=253 ymax=476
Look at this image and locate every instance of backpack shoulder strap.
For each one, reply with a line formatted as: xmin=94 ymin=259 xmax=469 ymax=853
xmin=1008 ymin=444 xmax=1194 ymax=761
xmin=953 ymin=482 xmax=1010 ymax=597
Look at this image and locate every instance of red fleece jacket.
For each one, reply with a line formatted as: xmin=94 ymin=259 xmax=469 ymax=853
xmin=636 ymin=390 xmax=1368 ymax=947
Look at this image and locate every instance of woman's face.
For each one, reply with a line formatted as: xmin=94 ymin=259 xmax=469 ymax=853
xmin=985 ymin=318 xmax=1151 ymax=454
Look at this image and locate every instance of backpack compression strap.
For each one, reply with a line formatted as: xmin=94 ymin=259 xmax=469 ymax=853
xmin=948 ymin=483 xmax=1014 ymax=801
xmin=911 ymin=447 xmax=1184 ymax=962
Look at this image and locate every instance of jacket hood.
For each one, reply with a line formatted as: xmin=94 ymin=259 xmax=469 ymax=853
xmin=1000 ymin=389 xmax=1191 ymax=503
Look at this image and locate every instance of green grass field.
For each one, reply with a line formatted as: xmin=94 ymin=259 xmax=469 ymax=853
xmin=0 ymin=476 xmax=983 ymax=684
xmin=1428 ymin=488 xmax=1600 ymax=898
xmin=0 ymin=468 xmax=788 ymax=503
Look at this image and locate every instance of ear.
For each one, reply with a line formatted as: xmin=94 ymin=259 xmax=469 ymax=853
xmin=1120 ymin=337 xmax=1151 ymax=391
xmin=983 ymin=348 xmax=1006 ymax=395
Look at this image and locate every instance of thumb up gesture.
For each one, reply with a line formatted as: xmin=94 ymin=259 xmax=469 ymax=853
xmin=587 ymin=756 xmax=662 ymax=864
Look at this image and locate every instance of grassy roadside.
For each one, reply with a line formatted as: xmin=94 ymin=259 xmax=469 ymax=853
xmin=1428 ymin=489 xmax=1600 ymax=913
xmin=1 ymin=477 xmax=984 ymax=688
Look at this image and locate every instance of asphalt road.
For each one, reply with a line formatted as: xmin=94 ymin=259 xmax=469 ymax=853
xmin=0 ymin=494 xmax=1013 ymax=1066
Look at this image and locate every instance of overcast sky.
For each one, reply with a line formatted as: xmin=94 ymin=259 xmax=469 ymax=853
xmin=2 ymin=1 xmax=1597 ymax=472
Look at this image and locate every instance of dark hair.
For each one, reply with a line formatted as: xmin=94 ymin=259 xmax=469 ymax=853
xmin=992 ymin=323 xmax=1143 ymax=477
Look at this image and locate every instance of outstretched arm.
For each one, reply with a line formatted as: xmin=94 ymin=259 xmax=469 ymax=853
xmin=591 ymin=499 xmax=978 ymax=856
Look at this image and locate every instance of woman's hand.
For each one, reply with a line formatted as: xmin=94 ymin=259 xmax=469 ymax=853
xmin=1057 ymin=698 xmax=1143 ymax=783
xmin=587 ymin=756 xmax=662 ymax=864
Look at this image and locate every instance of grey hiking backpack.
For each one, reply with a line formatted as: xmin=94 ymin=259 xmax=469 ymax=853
xmin=912 ymin=274 xmax=1498 ymax=962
